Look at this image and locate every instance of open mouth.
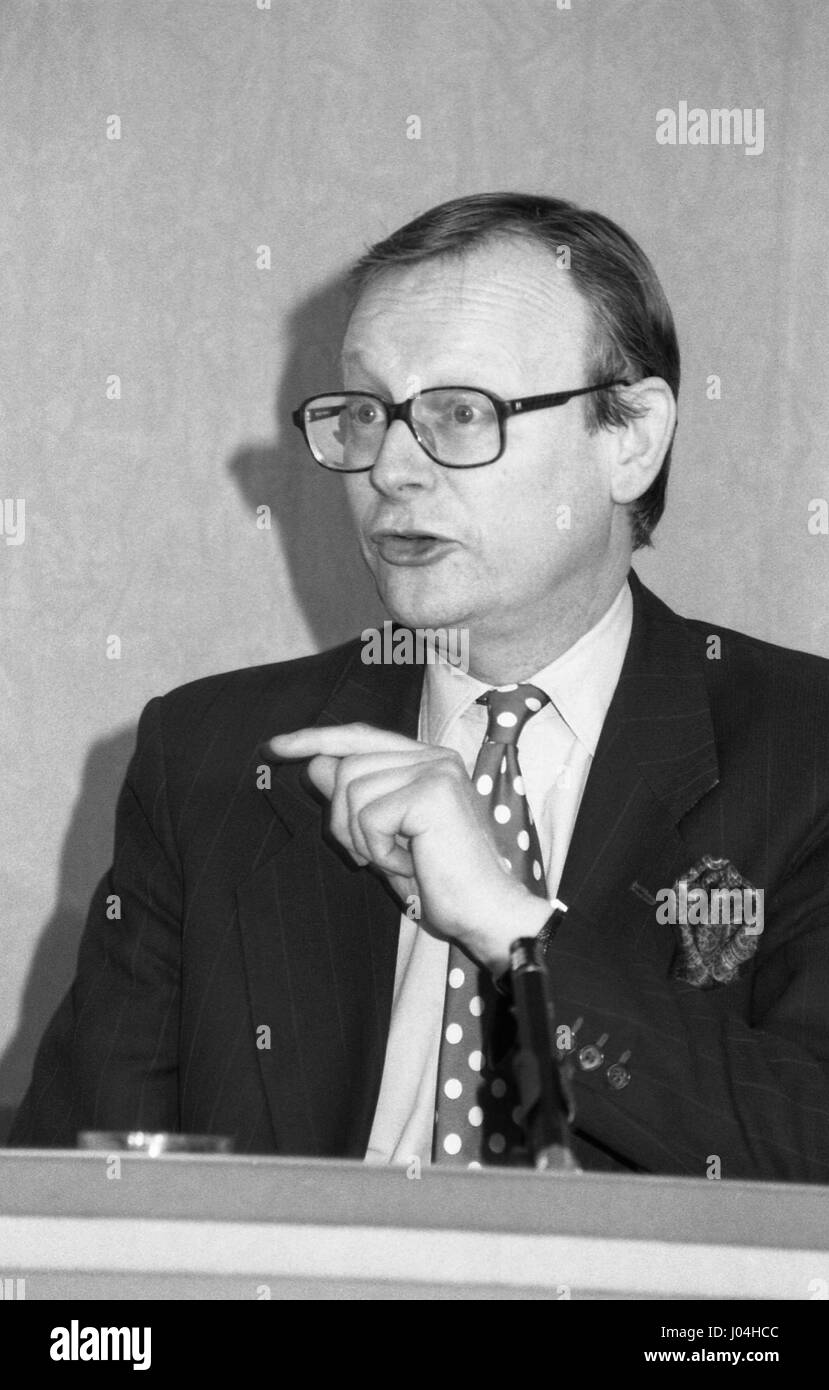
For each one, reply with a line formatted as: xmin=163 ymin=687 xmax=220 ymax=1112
xmin=370 ymin=530 xmax=457 ymax=566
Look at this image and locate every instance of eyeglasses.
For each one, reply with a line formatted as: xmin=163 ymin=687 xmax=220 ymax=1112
xmin=291 ymin=381 xmax=630 ymax=471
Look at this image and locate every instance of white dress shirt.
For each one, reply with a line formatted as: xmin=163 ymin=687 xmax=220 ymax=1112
xmin=364 ymin=579 xmax=633 ymax=1167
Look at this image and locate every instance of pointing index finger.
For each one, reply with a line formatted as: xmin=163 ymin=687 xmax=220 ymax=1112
xmin=266 ymin=723 xmax=421 ymax=760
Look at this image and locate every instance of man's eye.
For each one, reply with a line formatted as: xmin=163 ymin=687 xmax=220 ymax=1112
xmin=348 ymin=400 xmax=382 ymax=426
xmin=439 ymin=395 xmax=490 ymax=428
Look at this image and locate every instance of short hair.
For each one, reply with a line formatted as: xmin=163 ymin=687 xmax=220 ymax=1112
xmin=347 ymin=192 xmax=680 ymax=549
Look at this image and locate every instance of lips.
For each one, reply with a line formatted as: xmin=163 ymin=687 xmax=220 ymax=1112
xmin=370 ymin=529 xmax=457 ymax=567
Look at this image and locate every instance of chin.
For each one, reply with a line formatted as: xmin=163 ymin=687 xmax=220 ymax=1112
xmin=375 ymin=575 xmax=467 ymax=632
xmin=384 ymin=598 xmax=463 ymax=631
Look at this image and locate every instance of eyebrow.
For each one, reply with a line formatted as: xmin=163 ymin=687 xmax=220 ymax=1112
xmin=340 ymin=355 xmax=388 ymax=394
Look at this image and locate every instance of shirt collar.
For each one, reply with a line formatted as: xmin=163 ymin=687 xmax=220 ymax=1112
xmin=422 ymin=578 xmax=633 ymax=755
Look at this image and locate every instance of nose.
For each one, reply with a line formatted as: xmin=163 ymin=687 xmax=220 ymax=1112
xmin=368 ymin=417 xmax=439 ymax=495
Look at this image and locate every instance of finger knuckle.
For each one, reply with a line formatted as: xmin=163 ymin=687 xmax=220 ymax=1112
xmin=433 ymin=751 xmax=466 ymax=785
xmin=357 ymin=799 xmax=381 ymax=834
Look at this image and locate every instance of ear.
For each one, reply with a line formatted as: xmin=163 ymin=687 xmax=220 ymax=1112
xmin=606 ymin=378 xmax=677 ymax=505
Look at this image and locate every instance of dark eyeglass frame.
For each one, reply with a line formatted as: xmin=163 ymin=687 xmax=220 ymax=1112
xmin=291 ymin=380 xmax=631 ymax=471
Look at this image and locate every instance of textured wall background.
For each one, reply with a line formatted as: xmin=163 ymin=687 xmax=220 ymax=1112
xmin=1 ymin=0 xmax=828 ymax=1133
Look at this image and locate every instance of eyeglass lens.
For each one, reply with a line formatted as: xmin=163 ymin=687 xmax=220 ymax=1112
xmin=303 ymin=390 xmax=501 ymax=469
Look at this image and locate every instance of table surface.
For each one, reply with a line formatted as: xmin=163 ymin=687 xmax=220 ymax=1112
xmin=2 ymin=1150 xmax=828 ymax=1300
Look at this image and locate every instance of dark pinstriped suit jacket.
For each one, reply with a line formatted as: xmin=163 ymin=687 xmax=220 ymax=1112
xmin=10 ymin=571 xmax=829 ymax=1180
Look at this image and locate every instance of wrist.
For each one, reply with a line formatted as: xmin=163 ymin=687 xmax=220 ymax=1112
xmin=460 ymin=888 xmax=552 ymax=978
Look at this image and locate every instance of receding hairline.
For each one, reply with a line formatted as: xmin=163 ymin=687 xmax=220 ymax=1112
xmin=342 ymin=229 xmax=601 ymax=371
xmin=347 ymin=225 xmax=586 ymax=301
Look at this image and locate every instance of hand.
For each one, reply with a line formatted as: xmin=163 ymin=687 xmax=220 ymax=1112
xmin=267 ymin=722 xmax=551 ymax=974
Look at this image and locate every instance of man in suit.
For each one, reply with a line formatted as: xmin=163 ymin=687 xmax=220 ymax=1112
xmin=10 ymin=193 xmax=829 ymax=1180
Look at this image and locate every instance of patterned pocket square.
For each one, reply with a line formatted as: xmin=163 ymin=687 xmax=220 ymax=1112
xmin=670 ymin=854 xmax=762 ymax=989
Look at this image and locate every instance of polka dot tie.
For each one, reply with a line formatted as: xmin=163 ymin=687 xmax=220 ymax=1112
xmin=432 ymin=683 xmax=551 ymax=1168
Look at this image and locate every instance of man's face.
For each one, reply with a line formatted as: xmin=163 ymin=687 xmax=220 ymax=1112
xmin=340 ymin=237 xmax=620 ymax=646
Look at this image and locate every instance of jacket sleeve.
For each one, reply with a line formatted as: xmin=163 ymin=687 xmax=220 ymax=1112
xmin=551 ymin=810 xmax=829 ymax=1183
xmin=8 ymin=697 xmax=183 ymax=1147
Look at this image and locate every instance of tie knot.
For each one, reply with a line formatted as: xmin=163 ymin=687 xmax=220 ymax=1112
xmin=477 ymin=683 xmax=550 ymax=745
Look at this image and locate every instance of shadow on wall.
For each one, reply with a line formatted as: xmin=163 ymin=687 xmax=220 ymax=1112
xmin=229 ymin=268 xmax=384 ymax=649
xmin=1 ymin=272 xmax=385 ymax=1135
xmin=0 ymin=726 xmax=137 ymax=1141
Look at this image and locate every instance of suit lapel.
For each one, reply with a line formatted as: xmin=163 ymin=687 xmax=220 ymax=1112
xmin=552 ymin=570 xmax=719 ymax=971
xmin=236 ymin=641 xmax=423 ymax=1155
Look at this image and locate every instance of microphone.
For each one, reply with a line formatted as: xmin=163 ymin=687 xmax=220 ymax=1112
xmin=509 ymin=935 xmax=581 ymax=1172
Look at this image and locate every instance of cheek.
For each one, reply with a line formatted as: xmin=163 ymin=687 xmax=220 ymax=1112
xmin=521 ymin=427 xmax=608 ymax=525
xmin=343 ymin=477 xmax=373 ymax=531
xmin=473 ymin=447 xmax=568 ymax=537
xmin=476 ymin=437 xmax=608 ymax=561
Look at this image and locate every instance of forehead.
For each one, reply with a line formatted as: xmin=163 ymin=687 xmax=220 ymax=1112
xmin=341 ymin=237 xmax=590 ymax=382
